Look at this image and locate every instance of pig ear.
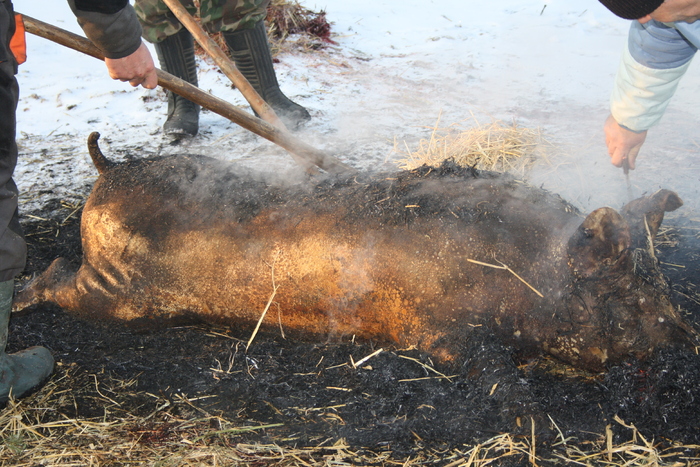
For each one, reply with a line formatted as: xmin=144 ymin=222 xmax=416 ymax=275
xmin=567 ymin=207 xmax=631 ymax=278
xmin=620 ymin=189 xmax=682 ymax=248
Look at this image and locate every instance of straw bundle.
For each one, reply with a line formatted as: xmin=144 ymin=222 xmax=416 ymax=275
xmin=396 ymin=114 xmax=552 ymax=177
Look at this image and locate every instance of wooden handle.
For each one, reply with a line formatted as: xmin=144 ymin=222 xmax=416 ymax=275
xmin=20 ymin=13 xmax=353 ymax=175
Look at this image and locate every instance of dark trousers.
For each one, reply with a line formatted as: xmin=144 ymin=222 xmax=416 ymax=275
xmin=0 ymin=0 xmax=26 ymax=282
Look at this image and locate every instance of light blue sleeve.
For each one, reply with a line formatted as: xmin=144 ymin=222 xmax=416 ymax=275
xmin=628 ymin=20 xmax=697 ymax=69
xmin=609 ymin=21 xmax=697 ymax=132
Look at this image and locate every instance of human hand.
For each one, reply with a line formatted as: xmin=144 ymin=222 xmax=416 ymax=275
xmin=604 ymin=114 xmax=647 ymax=170
xmin=104 ymin=42 xmax=158 ymax=89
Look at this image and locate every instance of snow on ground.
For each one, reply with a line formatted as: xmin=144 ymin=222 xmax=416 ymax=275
xmin=13 ymin=0 xmax=700 ymax=221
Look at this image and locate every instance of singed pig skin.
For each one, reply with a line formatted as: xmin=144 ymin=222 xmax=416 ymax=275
xmin=15 ymin=138 xmax=697 ymax=372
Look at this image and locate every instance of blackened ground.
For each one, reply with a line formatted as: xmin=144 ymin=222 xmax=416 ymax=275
xmin=7 ymin=196 xmax=700 ymax=462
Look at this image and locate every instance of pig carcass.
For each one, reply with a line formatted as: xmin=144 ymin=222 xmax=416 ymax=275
xmin=15 ymin=133 xmax=697 ymax=372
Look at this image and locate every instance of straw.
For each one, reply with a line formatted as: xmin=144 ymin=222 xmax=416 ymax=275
xmin=395 ymin=113 xmax=553 ymax=177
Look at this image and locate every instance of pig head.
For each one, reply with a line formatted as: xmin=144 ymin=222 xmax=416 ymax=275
xmin=536 ymin=190 xmax=692 ymax=370
xmin=14 ymin=134 xmax=697 ymax=372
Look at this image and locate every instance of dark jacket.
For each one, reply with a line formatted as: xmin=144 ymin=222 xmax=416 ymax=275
xmin=67 ymin=0 xmax=143 ymax=59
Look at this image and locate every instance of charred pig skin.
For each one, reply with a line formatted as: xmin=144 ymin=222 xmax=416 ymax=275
xmin=15 ymin=133 xmax=697 ymax=372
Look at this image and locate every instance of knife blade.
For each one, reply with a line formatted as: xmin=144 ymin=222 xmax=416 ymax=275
xmin=622 ymin=158 xmax=633 ymax=202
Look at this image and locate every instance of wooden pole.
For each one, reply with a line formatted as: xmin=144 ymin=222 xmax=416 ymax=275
xmin=19 ymin=14 xmax=353 ymax=175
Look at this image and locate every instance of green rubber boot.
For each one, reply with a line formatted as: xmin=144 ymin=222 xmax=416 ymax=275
xmin=0 ymin=280 xmax=53 ymax=403
xmin=224 ymin=20 xmax=311 ymax=129
xmin=155 ymin=28 xmax=200 ymax=137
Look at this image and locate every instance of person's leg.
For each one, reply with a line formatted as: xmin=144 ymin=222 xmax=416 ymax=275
xmin=154 ymin=28 xmax=200 ymax=137
xmin=0 ymin=1 xmax=53 ymax=402
xmin=0 ymin=3 xmax=24 ymax=283
xmin=199 ymin=0 xmax=310 ymax=128
xmin=223 ymin=18 xmax=310 ymax=128
xmin=135 ymin=0 xmax=200 ymax=137
xmin=134 ymin=0 xmax=197 ymax=43
xmin=0 ymin=281 xmax=53 ymax=402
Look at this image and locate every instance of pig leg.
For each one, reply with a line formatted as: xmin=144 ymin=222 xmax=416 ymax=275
xmin=13 ymin=258 xmax=80 ymax=312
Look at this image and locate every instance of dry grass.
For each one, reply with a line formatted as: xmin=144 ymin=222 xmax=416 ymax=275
xmin=0 ymin=365 xmax=355 ymax=467
xmin=266 ymin=0 xmax=335 ymax=55
xmin=1 ymin=365 xmax=698 ymax=466
xmin=395 ymin=114 xmax=553 ymax=178
xmin=551 ymin=415 xmax=700 ymax=467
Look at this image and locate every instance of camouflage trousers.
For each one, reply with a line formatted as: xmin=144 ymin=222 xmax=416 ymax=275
xmin=135 ymin=0 xmax=269 ymax=43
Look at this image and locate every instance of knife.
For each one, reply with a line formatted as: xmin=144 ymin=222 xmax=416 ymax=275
xmin=622 ymin=158 xmax=633 ymax=202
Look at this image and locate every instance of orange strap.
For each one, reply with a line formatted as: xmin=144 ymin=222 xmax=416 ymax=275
xmin=10 ymin=13 xmax=26 ymax=65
